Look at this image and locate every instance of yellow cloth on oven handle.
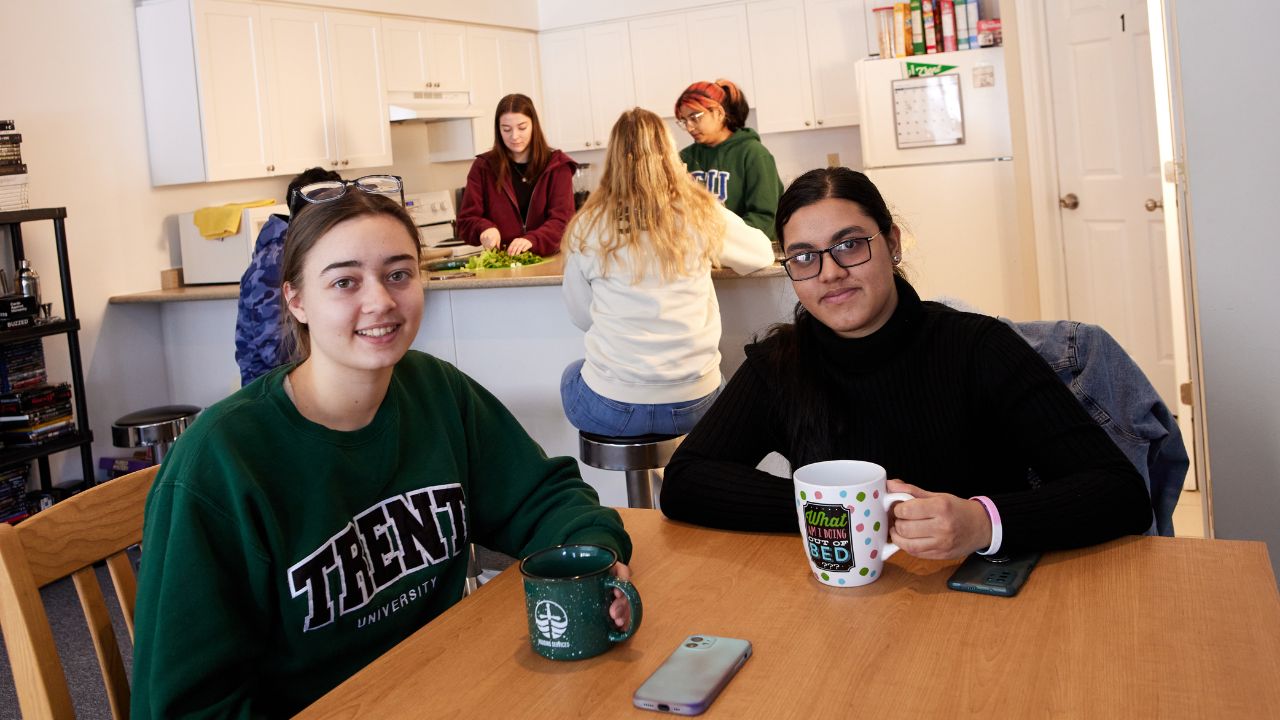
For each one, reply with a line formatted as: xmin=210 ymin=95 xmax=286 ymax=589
xmin=192 ymin=199 xmax=276 ymax=239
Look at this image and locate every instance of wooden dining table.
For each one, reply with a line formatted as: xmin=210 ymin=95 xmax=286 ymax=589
xmin=297 ymin=508 xmax=1280 ymax=718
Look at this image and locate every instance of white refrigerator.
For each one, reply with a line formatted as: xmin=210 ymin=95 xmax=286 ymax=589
xmin=856 ymin=47 xmax=1033 ymax=318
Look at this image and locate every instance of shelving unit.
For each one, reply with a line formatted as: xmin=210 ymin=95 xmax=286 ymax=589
xmin=0 ymin=207 xmax=95 ymax=493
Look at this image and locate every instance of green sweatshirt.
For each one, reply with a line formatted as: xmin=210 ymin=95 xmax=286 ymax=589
xmin=131 ymin=352 xmax=630 ymax=718
xmin=680 ymin=127 xmax=784 ymax=240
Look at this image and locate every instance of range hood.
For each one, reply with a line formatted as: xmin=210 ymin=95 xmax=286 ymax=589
xmin=388 ymin=90 xmax=484 ymax=122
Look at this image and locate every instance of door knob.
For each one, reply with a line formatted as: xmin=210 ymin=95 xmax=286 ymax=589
xmin=1059 ymin=193 xmax=1079 ymax=210
xmin=1144 ymin=198 xmax=1163 ymax=212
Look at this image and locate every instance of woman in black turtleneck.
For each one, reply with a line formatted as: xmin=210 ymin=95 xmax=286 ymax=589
xmin=660 ymin=167 xmax=1152 ymax=559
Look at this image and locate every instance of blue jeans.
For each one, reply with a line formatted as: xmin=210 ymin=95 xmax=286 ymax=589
xmin=560 ymin=359 xmax=720 ymax=436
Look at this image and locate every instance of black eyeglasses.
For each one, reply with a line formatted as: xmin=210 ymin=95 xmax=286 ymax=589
xmin=781 ymin=231 xmax=882 ymax=281
xmin=291 ymin=174 xmax=406 ymax=208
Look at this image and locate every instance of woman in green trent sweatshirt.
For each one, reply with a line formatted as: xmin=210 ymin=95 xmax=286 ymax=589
xmin=131 ymin=186 xmax=633 ymax=719
xmin=675 ymin=78 xmax=785 ymax=241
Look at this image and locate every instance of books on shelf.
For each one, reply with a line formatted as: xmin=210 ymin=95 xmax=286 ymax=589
xmin=0 ymin=382 xmax=71 ymax=414
xmin=0 ymin=461 xmax=31 ymax=524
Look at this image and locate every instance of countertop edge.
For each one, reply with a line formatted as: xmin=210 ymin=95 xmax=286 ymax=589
xmin=108 ymin=265 xmax=787 ymax=304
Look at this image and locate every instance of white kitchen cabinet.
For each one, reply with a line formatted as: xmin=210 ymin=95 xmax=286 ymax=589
xmin=325 ymin=12 xmax=392 ymax=169
xmin=747 ymin=0 xmax=868 ymax=134
xmin=628 ymin=6 xmax=756 ymax=119
xmin=137 ymin=0 xmax=273 ymax=184
xmin=259 ymin=5 xmax=336 ymax=175
xmin=382 ymin=18 xmax=468 ymax=93
xmin=135 ymin=0 xmax=390 ymax=185
xmin=685 ymin=5 xmax=755 ymax=103
xmin=466 ymin=27 xmax=541 ymax=154
xmin=540 ymin=24 xmax=635 ymax=151
xmin=629 ymin=15 xmax=691 ymax=117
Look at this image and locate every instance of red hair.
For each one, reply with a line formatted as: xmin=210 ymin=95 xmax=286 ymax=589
xmin=674 ymin=79 xmax=750 ymax=131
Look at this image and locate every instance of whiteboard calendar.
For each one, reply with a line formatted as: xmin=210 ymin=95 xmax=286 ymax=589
xmin=891 ymin=74 xmax=965 ymax=149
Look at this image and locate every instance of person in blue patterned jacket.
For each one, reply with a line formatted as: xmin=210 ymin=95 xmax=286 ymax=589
xmin=235 ymin=167 xmax=342 ymax=385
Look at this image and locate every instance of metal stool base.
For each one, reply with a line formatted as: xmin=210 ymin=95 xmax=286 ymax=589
xmin=578 ymin=432 xmax=684 ymax=509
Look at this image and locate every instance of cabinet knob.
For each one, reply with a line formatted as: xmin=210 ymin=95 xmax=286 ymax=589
xmin=267 ymin=164 xmax=275 ymax=172
xmin=817 ymin=119 xmax=824 ymax=126
xmin=584 ymin=142 xmax=591 ymax=148
xmin=331 ymin=161 xmax=339 ymax=167
xmin=804 ymin=121 xmax=811 ymax=127
xmin=341 ymin=160 xmax=350 ymax=166
xmin=595 ymin=141 xmax=602 ymax=147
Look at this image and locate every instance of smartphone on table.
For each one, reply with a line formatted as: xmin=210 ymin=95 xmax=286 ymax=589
xmin=946 ymin=550 xmax=1042 ymax=597
xmin=633 ymin=635 xmax=752 ymax=715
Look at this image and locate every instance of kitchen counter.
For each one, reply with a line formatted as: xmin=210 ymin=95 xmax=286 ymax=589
xmin=107 ymin=255 xmax=794 ymax=507
xmin=108 ymin=255 xmax=788 ymax=304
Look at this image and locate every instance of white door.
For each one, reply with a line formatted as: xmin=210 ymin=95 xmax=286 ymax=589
xmin=1047 ymin=0 xmax=1177 ymax=407
xmin=468 ymin=28 xmax=503 ymax=153
xmin=192 ymin=0 xmax=273 ymax=181
xmin=324 ymin=11 xmax=391 ymax=170
xmin=538 ymin=29 xmax=594 ymax=151
xmin=747 ymin=0 xmax=815 ymax=134
xmin=260 ymin=5 xmax=334 ymax=175
xmin=629 ymin=14 xmax=691 ymax=117
xmin=382 ymin=19 xmax=428 ymax=93
xmin=498 ymin=31 xmax=541 ymax=108
xmin=685 ymin=5 xmax=755 ymax=101
xmin=804 ymin=0 xmax=867 ymax=128
xmin=583 ymin=22 xmax=636 ymax=147
xmin=424 ymin=22 xmax=468 ymax=91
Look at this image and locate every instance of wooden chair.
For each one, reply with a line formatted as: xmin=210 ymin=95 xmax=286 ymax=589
xmin=0 ymin=465 xmax=159 ymax=719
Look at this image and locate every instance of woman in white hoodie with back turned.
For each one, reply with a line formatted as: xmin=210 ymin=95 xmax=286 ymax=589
xmin=561 ymin=107 xmax=775 ymax=437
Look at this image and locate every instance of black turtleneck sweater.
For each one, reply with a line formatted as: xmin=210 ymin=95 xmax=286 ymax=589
xmin=660 ymin=276 xmax=1152 ymax=552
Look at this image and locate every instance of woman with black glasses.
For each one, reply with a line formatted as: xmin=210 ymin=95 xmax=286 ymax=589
xmin=675 ymin=79 xmax=783 ymax=241
xmin=660 ymin=167 xmax=1152 ymax=559
xmin=133 ymin=183 xmax=633 ymax=717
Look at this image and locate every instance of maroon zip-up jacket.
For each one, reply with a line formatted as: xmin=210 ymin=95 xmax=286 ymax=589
xmin=456 ymin=149 xmax=578 ymax=257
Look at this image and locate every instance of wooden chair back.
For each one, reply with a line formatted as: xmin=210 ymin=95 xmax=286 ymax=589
xmin=0 ymin=465 xmax=159 ymax=719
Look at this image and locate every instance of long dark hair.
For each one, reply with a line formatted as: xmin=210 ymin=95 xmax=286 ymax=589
xmin=763 ymin=167 xmax=902 ymax=465
xmin=280 ymin=192 xmax=420 ymax=364
xmin=488 ymin=94 xmax=553 ymax=192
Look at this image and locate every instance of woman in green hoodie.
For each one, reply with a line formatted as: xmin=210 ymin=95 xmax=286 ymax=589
xmin=675 ymin=79 xmax=784 ymax=241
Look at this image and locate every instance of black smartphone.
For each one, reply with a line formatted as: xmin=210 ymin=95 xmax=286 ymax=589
xmin=946 ymin=550 xmax=1042 ymax=597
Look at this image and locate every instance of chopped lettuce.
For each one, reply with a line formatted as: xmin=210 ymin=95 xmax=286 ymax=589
xmin=463 ymin=249 xmax=546 ymax=270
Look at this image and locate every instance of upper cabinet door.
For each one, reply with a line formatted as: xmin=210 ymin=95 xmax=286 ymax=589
xmin=685 ymin=5 xmax=755 ymax=103
xmin=747 ymin=0 xmax=815 ymax=134
xmin=423 ymin=22 xmax=468 ymax=91
xmin=382 ymin=18 xmax=429 ymax=92
xmin=498 ymin=31 xmax=541 ymax=109
xmin=583 ymin=22 xmax=635 ymax=146
xmin=538 ymin=29 xmax=594 ymax=151
xmin=325 ymin=11 xmax=391 ymax=170
xmin=259 ymin=4 xmax=334 ymax=175
xmin=191 ymin=0 xmax=274 ymax=181
xmin=468 ymin=27 xmax=503 ymax=152
xmin=805 ymin=0 xmax=868 ymax=128
xmin=628 ymin=14 xmax=691 ymax=117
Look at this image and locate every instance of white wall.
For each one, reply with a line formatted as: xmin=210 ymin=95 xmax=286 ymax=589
xmin=1172 ymin=0 xmax=1280 ymax=577
xmin=538 ymin=0 xmax=720 ymax=30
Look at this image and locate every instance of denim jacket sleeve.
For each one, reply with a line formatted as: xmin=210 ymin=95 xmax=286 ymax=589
xmin=1004 ymin=319 xmax=1189 ymax=536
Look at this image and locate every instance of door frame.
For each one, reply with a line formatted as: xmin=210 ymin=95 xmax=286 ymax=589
xmin=1008 ymin=0 xmax=1208 ymax=529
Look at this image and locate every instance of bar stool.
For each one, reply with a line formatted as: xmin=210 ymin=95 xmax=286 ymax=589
xmin=578 ymin=432 xmax=685 ymax=509
xmin=111 ymin=405 xmax=201 ymax=465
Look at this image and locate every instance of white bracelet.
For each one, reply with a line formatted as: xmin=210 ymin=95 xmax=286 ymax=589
xmin=970 ymin=495 xmax=1003 ymax=556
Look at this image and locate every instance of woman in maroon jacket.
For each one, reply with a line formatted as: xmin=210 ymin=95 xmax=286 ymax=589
xmin=456 ymin=94 xmax=577 ymax=256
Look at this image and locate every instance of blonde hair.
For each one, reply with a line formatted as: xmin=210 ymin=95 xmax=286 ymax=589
xmin=564 ymin=108 xmax=725 ymax=282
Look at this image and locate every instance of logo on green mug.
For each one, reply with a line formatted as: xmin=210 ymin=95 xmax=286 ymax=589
xmin=534 ymin=600 xmax=570 ymax=648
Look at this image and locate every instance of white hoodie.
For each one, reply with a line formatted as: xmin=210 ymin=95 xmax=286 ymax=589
xmin=562 ymin=205 xmax=775 ymax=404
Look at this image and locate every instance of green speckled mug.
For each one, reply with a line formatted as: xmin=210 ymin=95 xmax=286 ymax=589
xmin=519 ymin=544 xmax=642 ymax=661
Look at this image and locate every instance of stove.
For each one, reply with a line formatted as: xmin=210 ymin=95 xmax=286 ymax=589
xmin=404 ymin=190 xmax=477 ymax=258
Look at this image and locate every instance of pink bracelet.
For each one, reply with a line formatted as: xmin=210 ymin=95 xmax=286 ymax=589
xmin=970 ymin=495 xmax=1003 ymax=556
